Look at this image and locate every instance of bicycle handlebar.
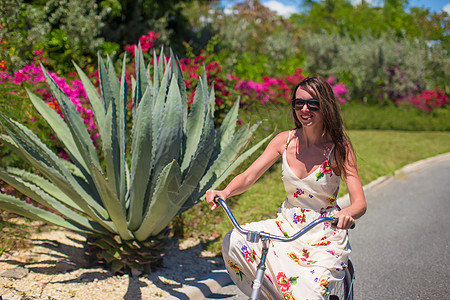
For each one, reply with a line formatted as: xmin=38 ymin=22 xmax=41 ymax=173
xmin=215 ymin=197 xmax=353 ymax=243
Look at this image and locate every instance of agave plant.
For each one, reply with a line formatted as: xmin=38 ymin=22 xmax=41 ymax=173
xmin=0 ymin=47 xmax=270 ymax=274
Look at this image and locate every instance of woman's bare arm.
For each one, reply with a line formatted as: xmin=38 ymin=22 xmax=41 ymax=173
xmin=205 ymin=131 xmax=289 ymax=210
xmin=334 ymin=145 xmax=367 ymax=229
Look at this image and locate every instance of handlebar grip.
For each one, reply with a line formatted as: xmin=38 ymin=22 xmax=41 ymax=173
xmin=332 ymin=217 xmax=356 ymax=229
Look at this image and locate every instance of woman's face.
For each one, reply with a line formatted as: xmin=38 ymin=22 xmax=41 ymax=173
xmin=294 ymin=88 xmax=324 ymax=129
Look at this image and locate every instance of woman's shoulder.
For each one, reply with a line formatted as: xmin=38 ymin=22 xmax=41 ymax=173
xmin=268 ymin=130 xmax=296 ymax=153
xmin=272 ymin=130 xmax=294 ymax=143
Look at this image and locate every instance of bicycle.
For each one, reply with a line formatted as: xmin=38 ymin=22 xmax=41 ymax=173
xmin=215 ymin=197 xmax=355 ymax=300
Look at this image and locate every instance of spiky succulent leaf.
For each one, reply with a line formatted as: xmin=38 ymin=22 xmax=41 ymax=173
xmin=0 ymin=113 xmax=115 ymax=231
xmin=4 ymin=167 xmax=83 ymax=212
xmin=40 ymin=64 xmax=101 ymax=173
xmin=0 ymin=193 xmax=92 ymax=233
xmin=26 ymin=89 xmax=88 ymax=171
xmin=135 ymin=160 xmax=181 ymax=241
xmin=73 ymin=62 xmax=105 ymax=129
xmin=90 ymin=164 xmax=134 ymax=240
xmin=180 ymin=75 xmax=208 ymax=172
xmin=128 ymin=86 xmax=154 ymax=230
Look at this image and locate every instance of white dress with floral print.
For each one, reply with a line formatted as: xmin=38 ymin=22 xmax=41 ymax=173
xmin=222 ymin=132 xmax=350 ymax=300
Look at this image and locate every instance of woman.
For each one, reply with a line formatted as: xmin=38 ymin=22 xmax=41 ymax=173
xmin=206 ymin=76 xmax=366 ymax=299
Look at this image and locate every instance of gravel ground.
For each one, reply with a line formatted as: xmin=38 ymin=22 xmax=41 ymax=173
xmin=0 ymin=223 xmax=224 ymax=299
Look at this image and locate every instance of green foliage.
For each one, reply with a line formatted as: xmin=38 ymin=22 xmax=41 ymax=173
xmin=0 ymin=48 xmax=269 ymax=274
xmin=292 ymin=0 xmax=449 ymax=46
xmin=181 ymin=0 xmax=303 ymax=79
xmin=0 ymin=0 xmax=107 ymax=71
xmin=301 ymin=31 xmax=430 ymax=102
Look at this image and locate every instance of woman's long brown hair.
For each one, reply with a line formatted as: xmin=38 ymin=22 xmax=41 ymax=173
xmin=291 ymin=76 xmax=352 ymax=177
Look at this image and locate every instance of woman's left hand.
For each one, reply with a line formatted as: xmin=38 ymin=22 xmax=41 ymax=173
xmin=333 ymin=212 xmax=355 ymax=230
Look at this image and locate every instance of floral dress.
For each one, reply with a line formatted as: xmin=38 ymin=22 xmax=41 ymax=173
xmin=222 ymin=131 xmax=350 ymax=300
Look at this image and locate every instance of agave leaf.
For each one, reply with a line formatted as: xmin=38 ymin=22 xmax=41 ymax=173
xmin=216 ymin=98 xmax=240 ymax=151
xmin=5 ymin=167 xmax=83 ymax=212
xmin=100 ymin=66 xmax=127 ymax=208
xmin=209 ymin=133 xmax=272 ymax=192
xmin=40 ymin=64 xmax=101 ymax=173
xmin=199 ymin=123 xmax=260 ymax=192
xmin=111 ymin=260 xmax=125 ymax=274
xmin=146 ymin=74 xmax=183 ymax=206
xmin=180 ymin=76 xmax=208 ymax=172
xmin=175 ymin=108 xmax=215 ymax=212
xmin=0 ymin=193 xmax=93 ymax=233
xmin=73 ymin=62 xmax=106 ymax=129
xmin=157 ymin=46 xmax=165 ymax=80
xmin=0 ymin=113 xmax=114 ymax=228
xmin=98 ymin=54 xmax=113 ymax=110
xmin=26 ymin=89 xmax=88 ymax=172
xmin=152 ymin=50 xmax=160 ymax=101
xmin=134 ymin=160 xmax=181 ymax=241
xmin=134 ymin=44 xmax=149 ymax=108
xmin=117 ymin=55 xmax=128 ymax=205
xmin=207 ymin=79 xmax=216 ymax=117
xmin=128 ymin=86 xmax=153 ymax=230
xmin=107 ymin=55 xmax=121 ymax=107
xmin=152 ymin=57 xmax=172 ymax=123
xmin=173 ymin=54 xmax=188 ymax=132
xmin=0 ymin=168 xmax=108 ymax=234
xmin=90 ymin=164 xmax=134 ymax=240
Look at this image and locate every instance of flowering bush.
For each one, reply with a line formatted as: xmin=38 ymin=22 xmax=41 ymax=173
xmin=327 ymin=76 xmax=350 ymax=104
xmin=228 ymin=68 xmax=351 ymax=107
xmin=124 ymin=31 xmax=160 ymax=56
xmin=0 ymin=51 xmax=99 ymax=144
xmin=398 ymin=88 xmax=449 ymax=112
xmin=180 ymin=51 xmax=233 ymax=108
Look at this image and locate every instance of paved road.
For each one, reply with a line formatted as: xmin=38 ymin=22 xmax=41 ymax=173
xmin=204 ymin=154 xmax=450 ymax=299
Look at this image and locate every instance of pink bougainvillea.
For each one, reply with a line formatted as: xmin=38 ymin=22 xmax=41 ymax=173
xmin=0 ymin=57 xmax=99 ymax=144
xmin=399 ymin=88 xmax=449 ymax=112
xmin=124 ymin=31 xmax=159 ymax=56
xmin=228 ymin=69 xmax=351 ymax=106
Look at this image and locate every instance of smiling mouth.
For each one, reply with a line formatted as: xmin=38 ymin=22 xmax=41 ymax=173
xmin=300 ymin=114 xmax=312 ymax=121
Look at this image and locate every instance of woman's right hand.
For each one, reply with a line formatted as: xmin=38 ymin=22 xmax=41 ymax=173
xmin=205 ymin=189 xmax=228 ymax=210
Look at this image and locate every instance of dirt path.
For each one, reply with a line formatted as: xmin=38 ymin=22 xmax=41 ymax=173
xmin=0 ymin=224 xmax=224 ymax=299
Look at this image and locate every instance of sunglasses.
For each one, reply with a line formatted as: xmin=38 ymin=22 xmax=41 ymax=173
xmin=292 ymin=98 xmax=320 ymax=112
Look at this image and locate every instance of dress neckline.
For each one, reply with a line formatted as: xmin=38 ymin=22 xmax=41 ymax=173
xmin=283 ymin=130 xmax=334 ymax=181
xmin=282 ymin=151 xmax=327 ymax=181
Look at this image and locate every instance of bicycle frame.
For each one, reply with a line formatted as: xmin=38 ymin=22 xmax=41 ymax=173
xmin=215 ymin=197 xmax=340 ymax=300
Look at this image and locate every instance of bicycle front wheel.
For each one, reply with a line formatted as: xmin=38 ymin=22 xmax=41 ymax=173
xmin=328 ymin=259 xmax=354 ymax=300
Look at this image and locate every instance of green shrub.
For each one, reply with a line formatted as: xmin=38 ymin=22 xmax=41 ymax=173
xmin=0 ymin=0 xmax=107 ymax=72
xmin=301 ymin=31 xmax=431 ymax=103
xmin=341 ymin=102 xmax=450 ymax=131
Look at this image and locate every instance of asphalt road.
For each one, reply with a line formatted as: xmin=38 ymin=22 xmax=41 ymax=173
xmin=204 ymin=154 xmax=450 ymax=299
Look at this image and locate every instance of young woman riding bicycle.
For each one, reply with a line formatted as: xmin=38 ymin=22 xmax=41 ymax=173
xmin=206 ymin=76 xmax=367 ymax=299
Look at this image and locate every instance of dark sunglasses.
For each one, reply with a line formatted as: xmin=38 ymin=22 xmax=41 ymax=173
xmin=292 ymin=98 xmax=320 ymax=112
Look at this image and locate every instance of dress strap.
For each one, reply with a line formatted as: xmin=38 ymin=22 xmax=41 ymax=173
xmin=327 ymin=144 xmax=335 ymax=160
xmin=285 ymin=130 xmax=295 ymax=149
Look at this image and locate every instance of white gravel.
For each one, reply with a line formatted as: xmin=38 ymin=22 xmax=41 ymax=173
xmin=0 ymin=224 xmax=224 ymax=299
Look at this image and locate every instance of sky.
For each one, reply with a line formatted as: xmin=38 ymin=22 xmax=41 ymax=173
xmin=220 ymin=0 xmax=450 ymax=17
